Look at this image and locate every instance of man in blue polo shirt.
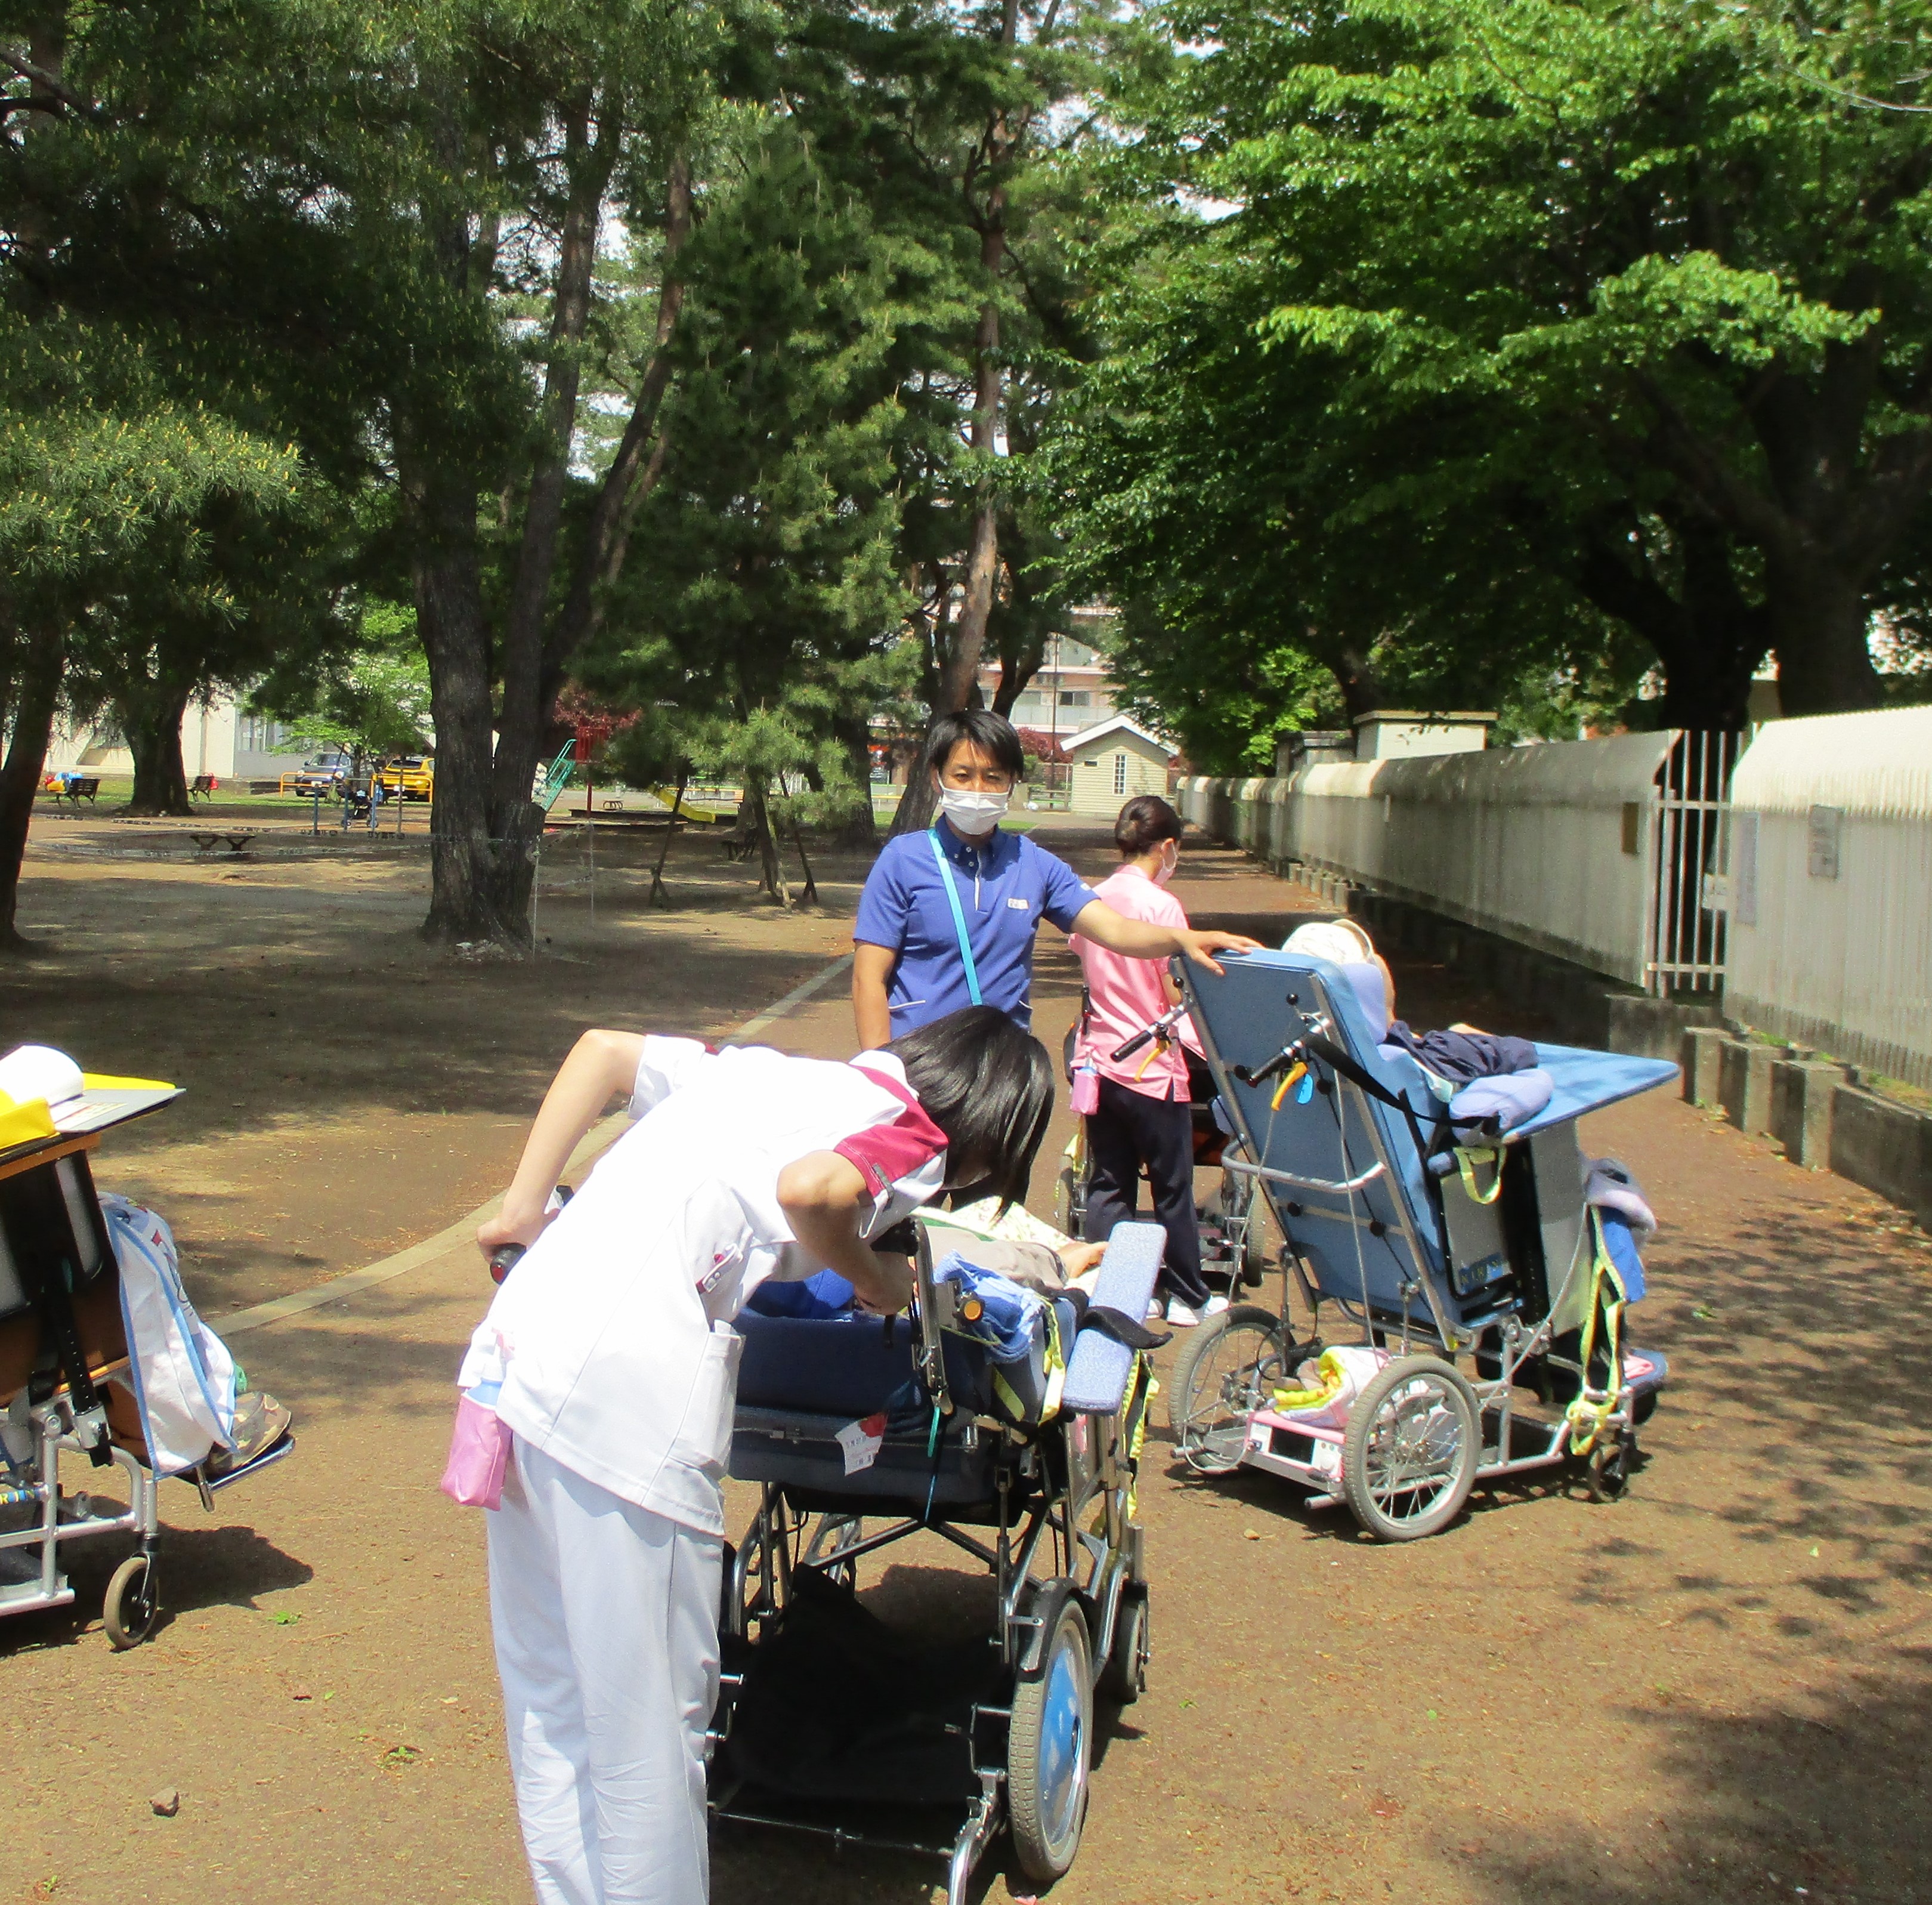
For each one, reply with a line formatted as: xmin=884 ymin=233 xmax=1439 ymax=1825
xmin=853 ymin=710 xmax=1258 ymax=1047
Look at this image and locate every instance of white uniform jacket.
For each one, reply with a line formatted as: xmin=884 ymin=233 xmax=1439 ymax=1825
xmin=460 ymin=1039 xmax=947 ymax=1537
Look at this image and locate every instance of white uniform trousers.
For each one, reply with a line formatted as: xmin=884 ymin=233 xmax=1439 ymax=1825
xmin=487 ymin=1438 xmax=724 ymax=1905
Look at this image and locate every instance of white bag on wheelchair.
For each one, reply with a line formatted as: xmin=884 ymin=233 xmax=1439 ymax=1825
xmin=101 ymin=1194 xmax=236 ymax=1474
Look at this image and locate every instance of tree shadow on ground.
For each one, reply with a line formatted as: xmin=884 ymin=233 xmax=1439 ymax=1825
xmin=1452 ymin=1649 xmax=1932 ymax=1904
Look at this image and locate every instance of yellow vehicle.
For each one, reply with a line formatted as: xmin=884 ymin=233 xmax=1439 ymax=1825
xmin=371 ymin=755 xmax=434 ymax=801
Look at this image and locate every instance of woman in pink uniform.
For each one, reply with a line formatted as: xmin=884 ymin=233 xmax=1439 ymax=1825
xmin=1068 ymin=796 xmax=1226 ymax=1326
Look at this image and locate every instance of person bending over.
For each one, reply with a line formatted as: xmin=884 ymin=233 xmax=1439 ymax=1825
xmin=463 ymin=1006 xmax=1053 ymax=1905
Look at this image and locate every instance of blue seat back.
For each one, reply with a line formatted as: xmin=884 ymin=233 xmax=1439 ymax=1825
xmin=1181 ymin=950 xmax=1446 ymax=1329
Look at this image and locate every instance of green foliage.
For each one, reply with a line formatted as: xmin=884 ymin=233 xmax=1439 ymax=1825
xmin=1052 ymin=0 xmax=1932 ymax=740
xmin=268 ymin=600 xmax=433 ymax=762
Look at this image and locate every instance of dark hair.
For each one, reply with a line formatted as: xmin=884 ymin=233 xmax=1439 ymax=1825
xmin=1115 ymin=794 xmax=1183 ymax=857
xmin=926 ymin=709 xmax=1025 ymax=785
xmin=886 ymin=1006 xmax=1053 ymax=1211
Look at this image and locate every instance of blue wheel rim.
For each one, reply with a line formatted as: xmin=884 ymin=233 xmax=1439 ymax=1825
xmin=1038 ymin=1627 xmax=1087 ymax=1844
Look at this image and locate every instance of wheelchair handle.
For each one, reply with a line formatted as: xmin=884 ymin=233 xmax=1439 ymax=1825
xmin=1109 ymin=1002 xmax=1187 ymax=1064
xmin=489 ymin=1243 xmax=525 ymax=1285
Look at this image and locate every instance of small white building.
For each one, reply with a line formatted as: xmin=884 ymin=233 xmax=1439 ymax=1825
xmin=45 ymin=698 xmax=320 ymax=787
xmin=1063 ymin=716 xmax=1178 ymax=819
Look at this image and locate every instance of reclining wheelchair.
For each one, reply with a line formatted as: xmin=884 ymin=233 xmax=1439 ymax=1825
xmin=1169 ymin=946 xmax=1673 ymax=1541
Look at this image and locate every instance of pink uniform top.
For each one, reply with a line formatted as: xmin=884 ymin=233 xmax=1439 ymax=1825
xmin=1069 ymin=864 xmax=1200 ymax=1102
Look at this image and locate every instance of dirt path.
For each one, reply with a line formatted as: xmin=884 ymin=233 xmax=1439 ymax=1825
xmin=4 ymin=820 xmax=1930 ymax=1905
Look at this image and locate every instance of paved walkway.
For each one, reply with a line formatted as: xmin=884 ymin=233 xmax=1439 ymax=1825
xmin=6 ymin=830 xmax=1930 ymax=1905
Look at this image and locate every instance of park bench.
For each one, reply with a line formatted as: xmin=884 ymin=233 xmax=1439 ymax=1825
xmin=188 ymin=831 xmax=255 ymax=856
xmin=49 ymin=776 xmax=101 ymax=811
xmin=189 ymin=776 xmax=218 ymax=801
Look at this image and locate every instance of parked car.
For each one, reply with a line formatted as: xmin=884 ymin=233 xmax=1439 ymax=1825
xmin=372 ymin=754 xmax=435 ymax=801
xmin=290 ymin=752 xmax=352 ymax=796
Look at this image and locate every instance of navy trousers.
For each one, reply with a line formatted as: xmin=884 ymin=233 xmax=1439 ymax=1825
xmin=1081 ymin=1077 xmax=1210 ymax=1308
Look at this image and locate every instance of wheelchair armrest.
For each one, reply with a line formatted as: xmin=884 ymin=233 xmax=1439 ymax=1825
xmin=1062 ymin=1222 xmax=1165 ymax=1415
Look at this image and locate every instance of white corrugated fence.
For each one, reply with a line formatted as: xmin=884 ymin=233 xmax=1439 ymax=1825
xmin=1725 ymin=708 xmax=1932 ymax=1091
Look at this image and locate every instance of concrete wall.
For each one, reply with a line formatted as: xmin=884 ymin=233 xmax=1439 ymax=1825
xmin=1726 ymin=708 xmax=1932 ymax=1092
xmin=1178 ymin=731 xmax=1675 ymax=985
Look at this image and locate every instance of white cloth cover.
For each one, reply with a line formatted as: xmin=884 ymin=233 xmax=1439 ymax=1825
xmin=101 ymin=1194 xmax=236 ymax=1472
xmin=488 ymin=1438 xmax=721 ymax=1905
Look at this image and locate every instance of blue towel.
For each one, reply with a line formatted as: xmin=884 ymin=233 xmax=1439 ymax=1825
xmin=744 ymin=1270 xmax=857 ymax=1319
xmin=932 ymin=1254 xmax=1046 ymax=1363
xmin=1597 ymin=1210 xmax=1647 ymax=1302
xmin=1448 ymin=1067 xmax=1554 ymax=1133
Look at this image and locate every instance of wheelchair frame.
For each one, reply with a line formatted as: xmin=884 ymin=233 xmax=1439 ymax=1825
xmin=707 ymin=1224 xmax=1156 ymax=1903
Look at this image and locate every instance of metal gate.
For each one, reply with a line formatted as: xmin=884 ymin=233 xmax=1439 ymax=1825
xmin=1644 ymin=729 xmax=1741 ymax=996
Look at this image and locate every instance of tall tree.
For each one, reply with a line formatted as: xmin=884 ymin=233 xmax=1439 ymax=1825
xmin=1056 ymin=0 xmax=1932 ymax=730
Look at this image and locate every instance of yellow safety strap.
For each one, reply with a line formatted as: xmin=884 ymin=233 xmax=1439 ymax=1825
xmin=1455 ymin=1147 xmax=1507 ymax=1205
xmin=1565 ymin=1208 xmax=1629 ymax=1457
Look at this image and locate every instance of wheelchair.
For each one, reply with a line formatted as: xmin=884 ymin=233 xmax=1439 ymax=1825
xmin=1 ymin=1080 xmax=292 ymax=1644
xmin=1167 ymin=947 xmax=1674 ymax=1540
xmin=707 ymin=1217 xmax=1165 ymax=1903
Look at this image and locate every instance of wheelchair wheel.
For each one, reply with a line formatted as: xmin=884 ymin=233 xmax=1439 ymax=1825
xmin=1098 ymin=1585 xmax=1149 ymax=1706
xmin=1584 ymin=1431 xmax=1634 ymax=1502
xmin=1341 ymin=1355 xmax=1480 ymax=1542
xmin=1223 ymin=1168 xmax=1270 ymax=1288
xmin=1008 ymin=1581 xmax=1092 ymax=1882
xmin=1168 ymin=1304 xmax=1291 ymax=1474
xmin=1055 ymin=1162 xmax=1087 ymax=1240
xmin=104 ymin=1552 xmax=159 ymax=1650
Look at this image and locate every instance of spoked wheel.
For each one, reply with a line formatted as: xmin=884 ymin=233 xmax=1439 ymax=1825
xmin=1169 ymin=1304 xmax=1292 ymax=1474
xmin=1098 ymin=1585 xmax=1149 ymax=1707
xmin=1008 ymin=1581 xmax=1093 ymax=1883
xmin=104 ymin=1551 xmax=159 ymax=1650
xmin=1341 ymin=1356 xmax=1480 ymax=1542
xmin=802 ymin=1512 xmax=864 ymax=1587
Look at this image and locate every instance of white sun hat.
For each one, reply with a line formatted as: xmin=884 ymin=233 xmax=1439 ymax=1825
xmin=1281 ymin=919 xmax=1377 ymax=965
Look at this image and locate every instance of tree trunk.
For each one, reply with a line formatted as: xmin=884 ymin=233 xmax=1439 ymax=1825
xmin=0 ymin=623 xmax=64 ymax=950
xmin=410 ymin=459 xmax=533 ymax=946
xmin=496 ymin=91 xmax=619 ymax=833
xmin=548 ymin=152 xmax=693 ymax=690
xmin=1568 ymin=511 xmax=1767 ymax=730
xmin=748 ymin=783 xmax=791 ymax=907
xmin=1767 ymin=554 xmax=1882 ymax=716
xmin=831 ymin=712 xmax=878 ymax=848
xmin=122 ymin=681 xmax=194 ymax=815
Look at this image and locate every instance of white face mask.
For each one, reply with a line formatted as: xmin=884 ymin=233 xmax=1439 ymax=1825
xmin=1151 ymin=843 xmax=1179 ymax=887
xmin=938 ymin=786 xmax=1009 ymax=836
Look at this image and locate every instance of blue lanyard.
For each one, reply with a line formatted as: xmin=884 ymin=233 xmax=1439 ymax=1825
xmin=928 ymin=828 xmax=982 ymax=1006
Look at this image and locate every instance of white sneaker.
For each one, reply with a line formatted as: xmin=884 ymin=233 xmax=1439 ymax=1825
xmin=1204 ymin=1294 xmax=1231 ymax=1318
xmin=1166 ymin=1299 xmax=1202 ymax=1326
xmin=1145 ymin=1300 xmax=1166 ymax=1323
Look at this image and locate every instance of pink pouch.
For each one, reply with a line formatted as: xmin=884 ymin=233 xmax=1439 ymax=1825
xmin=440 ymin=1391 xmax=512 ymax=1509
xmin=1070 ymin=1062 xmax=1101 ymax=1117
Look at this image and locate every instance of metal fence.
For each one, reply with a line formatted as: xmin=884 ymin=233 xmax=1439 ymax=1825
xmin=1643 ymin=730 xmax=1741 ymax=998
